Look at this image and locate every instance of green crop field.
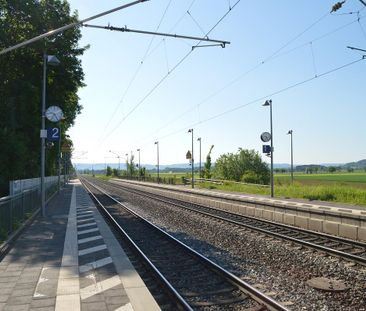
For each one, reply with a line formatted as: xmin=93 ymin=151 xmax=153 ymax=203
xmin=276 ymin=172 xmax=366 ymax=183
xmin=196 ymin=172 xmax=366 ymax=206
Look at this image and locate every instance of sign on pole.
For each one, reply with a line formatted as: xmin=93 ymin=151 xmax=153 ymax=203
xmin=47 ymin=127 xmax=60 ymax=141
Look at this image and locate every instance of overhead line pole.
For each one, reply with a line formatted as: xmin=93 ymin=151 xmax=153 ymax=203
xmin=0 ymin=0 xmax=149 ymax=56
xmin=83 ymin=24 xmax=231 ymax=47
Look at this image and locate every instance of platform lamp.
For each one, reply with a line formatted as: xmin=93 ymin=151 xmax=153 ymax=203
xmin=125 ymin=153 xmax=129 ymax=178
xmin=197 ymin=137 xmax=201 ymax=178
xmin=154 ymin=142 xmax=159 ymax=183
xmin=137 ymin=148 xmax=141 ymax=179
xmin=188 ymin=129 xmax=194 ymax=188
xmin=287 ymin=130 xmax=294 ymax=184
xmin=263 ymin=99 xmax=274 ymax=198
xmin=109 ymin=150 xmax=121 ymax=171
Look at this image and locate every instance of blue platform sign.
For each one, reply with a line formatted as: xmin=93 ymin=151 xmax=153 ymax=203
xmin=262 ymin=145 xmax=271 ymax=153
xmin=47 ymin=127 xmax=60 ymax=141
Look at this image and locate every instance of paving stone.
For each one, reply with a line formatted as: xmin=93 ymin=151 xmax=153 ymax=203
xmin=0 ymin=277 xmax=18 ymax=283
xmin=30 ymin=298 xmax=55 ymax=308
xmin=103 ymin=289 xmax=127 ymax=298
xmin=29 ymin=307 xmax=54 ymax=311
xmin=11 ymin=288 xmax=35 ymax=297
xmin=3 ymin=304 xmax=30 ymax=311
xmin=34 ymin=279 xmax=58 ymax=297
xmin=0 ymin=283 xmax=16 ymax=289
xmin=15 ymin=283 xmax=36 ymax=290
xmin=1 ymin=288 xmax=14 ymax=295
xmin=81 ymin=301 xmax=107 ymax=311
xmin=106 ymin=304 xmax=125 ymax=311
xmin=39 ymin=268 xmax=59 ymax=280
xmin=6 ymin=266 xmax=25 ymax=272
xmin=105 ymin=295 xmax=129 ymax=305
xmin=80 ymin=294 xmax=104 ymax=304
xmin=7 ymin=295 xmax=33 ymax=305
xmin=0 ymin=296 xmax=9 ymax=303
xmin=0 ymin=271 xmax=22 ymax=277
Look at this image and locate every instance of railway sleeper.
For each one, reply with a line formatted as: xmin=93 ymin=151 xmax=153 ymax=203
xmin=188 ymin=292 xmax=249 ymax=307
xmin=349 ymin=248 xmax=366 ymax=255
xmin=324 ymin=242 xmax=341 ymax=247
xmin=180 ymin=285 xmax=238 ymax=297
xmin=334 ymin=245 xmax=353 ymax=251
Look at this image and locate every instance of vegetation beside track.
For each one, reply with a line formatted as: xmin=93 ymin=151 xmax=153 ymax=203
xmin=197 ymin=172 xmax=366 ymax=206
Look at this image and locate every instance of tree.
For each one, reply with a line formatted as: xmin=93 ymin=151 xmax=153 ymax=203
xmin=328 ymin=166 xmax=337 ymax=173
xmin=126 ymin=154 xmax=137 ymax=177
xmin=204 ymin=145 xmax=214 ymax=178
xmin=0 ymin=0 xmax=87 ymax=196
xmin=214 ymin=148 xmax=269 ymax=184
xmin=106 ymin=166 xmax=112 ymax=176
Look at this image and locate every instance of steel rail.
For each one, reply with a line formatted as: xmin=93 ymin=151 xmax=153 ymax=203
xmin=81 ymin=177 xmax=289 ymax=311
xmin=80 ymin=179 xmax=193 ymax=311
xmin=106 ymin=180 xmax=366 ymax=266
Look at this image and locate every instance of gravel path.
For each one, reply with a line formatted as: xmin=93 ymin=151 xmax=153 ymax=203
xmin=98 ymin=180 xmax=366 ymax=311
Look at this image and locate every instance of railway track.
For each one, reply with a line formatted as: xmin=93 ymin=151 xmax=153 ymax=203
xmin=80 ymin=177 xmax=289 ymax=311
xmin=101 ymin=178 xmax=366 ymax=266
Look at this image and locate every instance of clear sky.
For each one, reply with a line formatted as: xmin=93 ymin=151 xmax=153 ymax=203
xmin=67 ymin=0 xmax=366 ymax=167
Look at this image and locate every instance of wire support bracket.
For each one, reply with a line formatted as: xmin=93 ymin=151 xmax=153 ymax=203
xmin=83 ymin=23 xmax=230 ymax=47
xmin=192 ymin=43 xmax=227 ymax=50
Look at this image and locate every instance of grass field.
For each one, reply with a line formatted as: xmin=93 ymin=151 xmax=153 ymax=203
xmin=276 ymin=172 xmax=366 ymax=186
xmin=197 ymin=172 xmax=366 ymax=206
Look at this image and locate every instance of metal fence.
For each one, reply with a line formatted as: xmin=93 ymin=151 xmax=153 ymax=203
xmin=0 ymin=176 xmax=63 ymax=241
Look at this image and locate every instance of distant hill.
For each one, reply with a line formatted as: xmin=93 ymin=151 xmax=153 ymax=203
xmin=343 ymin=159 xmax=366 ymax=169
xmin=74 ymin=159 xmax=366 ymax=172
xmin=295 ymin=164 xmax=327 ymax=172
xmin=74 ymin=163 xmax=192 ymax=171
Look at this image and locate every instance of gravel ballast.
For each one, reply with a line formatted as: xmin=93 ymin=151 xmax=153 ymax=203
xmin=94 ymin=180 xmax=366 ymax=311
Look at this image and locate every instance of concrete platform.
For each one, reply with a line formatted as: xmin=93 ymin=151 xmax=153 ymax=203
xmin=0 ymin=180 xmax=160 ymax=311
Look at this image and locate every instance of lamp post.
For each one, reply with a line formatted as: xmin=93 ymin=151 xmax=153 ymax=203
xmin=197 ymin=137 xmax=201 ymax=179
xmin=137 ymin=148 xmax=141 ymax=179
xmin=287 ymin=130 xmax=294 ymax=184
xmin=125 ymin=153 xmax=129 ymax=178
xmin=109 ymin=150 xmax=121 ymax=171
xmin=57 ymin=125 xmax=61 ymax=193
xmin=154 ymin=142 xmax=159 ymax=183
xmin=188 ymin=129 xmax=194 ymax=188
xmin=41 ymin=52 xmax=60 ymax=217
xmin=263 ymin=99 xmax=274 ymax=198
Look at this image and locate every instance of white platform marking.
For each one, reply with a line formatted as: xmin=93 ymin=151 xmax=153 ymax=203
xmin=78 ymin=244 xmax=107 ymax=256
xmin=80 ymin=275 xmax=122 ymax=300
xmin=77 ymin=222 xmax=97 ymax=229
xmin=79 ymin=257 xmax=113 ymax=273
xmin=78 ymin=227 xmax=99 ymax=235
xmin=78 ymin=235 xmax=103 ymax=244
xmin=55 ymin=185 xmax=80 ymax=311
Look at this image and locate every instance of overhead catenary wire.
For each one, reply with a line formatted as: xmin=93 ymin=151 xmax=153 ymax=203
xmin=310 ymin=42 xmax=318 ymax=77
xmin=97 ymin=0 xmax=173 ymax=140
xmin=0 ymin=0 xmax=149 ymax=55
xmin=93 ymin=0 xmax=196 ymax=153
xmin=141 ymin=8 xmax=355 ymax=142
xmin=135 ymin=56 xmax=365 ymax=149
xmin=97 ymin=0 xmax=241 ymax=145
xmin=95 ymin=1 xmax=206 ymax=149
xmin=186 ymin=10 xmax=206 ymax=36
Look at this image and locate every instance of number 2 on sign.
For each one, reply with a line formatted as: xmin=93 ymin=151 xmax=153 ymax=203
xmin=52 ymin=127 xmax=59 ymax=139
